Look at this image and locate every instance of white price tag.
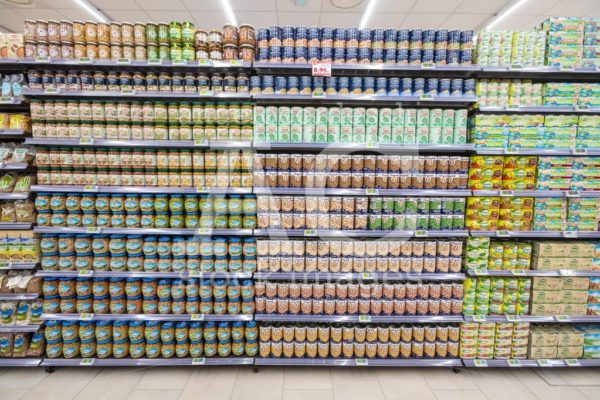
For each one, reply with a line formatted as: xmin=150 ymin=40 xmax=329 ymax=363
xmin=229 ymin=60 xmax=243 ymax=67
xmin=559 ymin=65 xmax=575 ymax=71
xmin=311 ymin=92 xmax=326 ymax=99
xmin=120 ymin=89 xmax=136 ymax=95
xmin=537 ymin=359 xmax=551 ymax=367
xmin=472 ymin=315 xmax=487 ymax=322
xmin=365 ymin=141 xmax=379 ymax=149
xmin=0 ymin=261 xmax=11 ymax=270
xmin=0 ymin=96 xmax=12 ymax=104
xmin=192 ymin=357 xmax=206 ymax=365
xmin=419 ymin=94 xmax=434 ymax=101
xmin=194 ymin=139 xmax=208 ymax=147
xmin=471 ymin=268 xmax=487 ymax=276
xmin=563 ymin=231 xmax=578 ymax=238
xmin=83 ymin=185 xmax=98 ymax=192
xmin=358 ymin=315 xmax=372 ymax=323
xmin=80 ymin=313 xmax=94 ymax=321
xmin=496 ymin=230 xmax=511 ymax=237
xmin=555 ymin=315 xmax=570 ymax=322
xmin=575 ymin=105 xmax=591 ymax=112
xmin=35 ymin=56 xmax=50 ymax=63
xmin=304 ymin=229 xmax=318 ymax=237
xmin=504 ymin=148 xmax=519 ymax=154
xmin=190 ymin=314 xmax=204 ymax=321
xmin=361 ymin=273 xmax=374 ymax=280
xmin=199 ymin=90 xmax=213 ymax=97
xmin=173 ymin=59 xmax=187 ymax=65
xmin=566 ymin=190 xmax=580 ymax=198
xmin=188 ymin=271 xmax=202 ymax=278
xmin=78 ymin=270 xmax=93 ymax=277
xmin=78 ymin=57 xmax=92 ymax=64
xmin=510 ymin=64 xmax=523 ymax=70
xmin=415 ymin=230 xmax=428 ymax=237
xmin=355 ymin=358 xmax=368 ymax=366
xmin=565 ymin=359 xmax=581 ymax=367
xmin=198 ymin=59 xmax=213 ymax=66
xmin=79 ymin=137 xmax=94 ymax=145
xmin=311 ymin=62 xmax=332 ymax=77
xmin=44 ymin=88 xmax=60 ymax=94
xmin=507 ymin=359 xmax=522 ymax=367
xmin=148 ymin=59 xmax=162 ymax=65
xmin=196 ymin=228 xmax=213 ymax=235
xmin=365 ymin=189 xmax=379 ymax=196
xmin=196 ymin=186 xmax=209 ymax=193
xmin=572 ymin=148 xmax=588 ymax=155
xmin=421 ymin=62 xmax=435 ymax=69
xmin=116 ymin=58 xmax=131 ymax=64
xmin=473 ymin=359 xmax=488 ymax=367
xmin=559 ymin=269 xmax=575 ymax=276
xmin=506 ymin=315 xmax=520 ymax=322
xmin=79 ymin=358 xmax=96 ymax=366
xmin=499 ymin=190 xmax=514 ymax=197
xmin=86 ymin=227 xmax=102 ymax=234
xmin=506 ymin=104 xmax=520 ymax=111
xmin=511 ymin=269 xmax=527 ymax=276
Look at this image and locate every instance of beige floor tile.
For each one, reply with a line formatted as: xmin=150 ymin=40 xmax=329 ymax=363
xmin=468 ymin=369 xmax=537 ymax=400
xmin=283 ymin=389 xmax=333 ymax=400
xmin=513 ymin=369 xmax=589 ymax=400
xmin=0 ymin=388 xmax=28 ymax=400
xmin=577 ymin=387 xmax=600 ymax=400
xmin=536 ymin=368 xmax=600 ymax=386
xmin=433 ymin=390 xmax=488 ymax=400
xmin=375 ymin=368 xmax=436 ymax=400
xmin=284 ymin=367 xmax=332 ymax=390
xmin=179 ymin=367 xmax=240 ymax=400
xmin=126 ymin=389 xmax=180 ymax=400
xmin=74 ymin=367 xmax=146 ymax=400
xmin=422 ymin=368 xmax=478 ymax=391
xmin=0 ymin=368 xmax=47 ymax=389
xmin=330 ymin=369 xmax=386 ymax=400
xmin=230 ymin=367 xmax=283 ymax=400
xmin=19 ymin=368 xmax=101 ymax=400
xmin=135 ymin=367 xmax=192 ymax=390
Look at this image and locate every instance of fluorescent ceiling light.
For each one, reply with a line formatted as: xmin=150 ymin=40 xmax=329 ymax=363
xmin=220 ymin=0 xmax=238 ymax=26
xmin=74 ymin=0 xmax=110 ymax=23
xmin=359 ymin=0 xmax=377 ymax=29
xmin=485 ymin=0 xmax=529 ymax=30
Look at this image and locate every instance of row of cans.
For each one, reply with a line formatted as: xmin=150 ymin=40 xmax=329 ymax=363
xmin=251 ymin=75 xmax=475 ymax=97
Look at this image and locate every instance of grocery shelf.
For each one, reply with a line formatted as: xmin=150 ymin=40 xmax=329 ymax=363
xmin=253 ymin=229 xmax=469 ymax=238
xmin=477 ymin=105 xmax=600 ymax=114
xmin=0 ymin=359 xmax=42 ymax=367
xmin=0 ymin=193 xmax=29 ymax=200
xmin=253 ymin=93 xmax=477 ymax=107
xmin=471 ymin=190 xmax=588 ymax=198
xmin=0 ymin=129 xmax=27 ymax=137
xmin=40 ymin=357 xmax=254 ymax=367
xmin=0 ymin=293 xmax=38 ymax=301
xmin=0 ymin=262 xmax=38 ymax=270
xmin=25 ymin=138 xmax=252 ymax=149
xmin=16 ymin=58 xmax=252 ymax=71
xmin=253 ymin=187 xmax=471 ymax=197
xmin=253 ymin=61 xmax=478 ymax=77
xmin=41 ymin=313 xmax=253 ymax=322
xmin=253 ymin=141 xmax=474 ymax=153
xmin=0 ymin=163 xmax=28 ymax=171
xmin=22 ymin=88 xmax=251 ymax=101
xmin=254 ymin=314 xmax=463 ymax=323
xmin=0 ymin=325 xmax=41 ymax=333
xmin=36 ymin=270 xmax=252 ymax=279
xmin=0 ymin=223 xmax=32 ymax=230
xmin=473 ymin=147 xmax=600 ymax=156
xmin=31 ymin=185 xmax=253 ymax=195
xmin=466 ymin=269 xmax=600 ymax=277
xmin=469 ymin=231 xmax=600 ymax=239
xmin=33 ymin=227 xmax=253 ymax=236
xmin=463 ymin=315 xmax=600 ymax=323
xmin=0 ymin=96 xmax=25 ymax=106
xmin=253 ymin=272 xmax=465 ymax=281
xmin=477 ymin=65 xmax=600 ymax=81
xmin=255 ymin=358 xmax=462 ymax=367
xmin=462 ymin=359 xmax=559 ymax=368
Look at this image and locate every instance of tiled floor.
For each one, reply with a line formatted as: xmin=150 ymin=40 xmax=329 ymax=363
xmin=0 ymin=366 xmax=599 ymax=400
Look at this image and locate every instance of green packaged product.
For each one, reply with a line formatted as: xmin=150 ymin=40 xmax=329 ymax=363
xmin=405 ymin=109 xmax=417 ymax=126
xmin=327 ymin=126 xmax=340 ymax=142
xmin=417 ymin=108 xmax=430 ymax=127
xmin=429 ymin=108 xmax=443 ymax=127
xmin=303 ymin=107 xmax=316 ymax=125
xmin=382 ymin=214 xmax=394 ymax=230
xmin=392 ymin=126 xmax=404 ymax=144
xmin=393 ymin=215 xmax=405 ymax=230
xmin=379 ymin=108 xmax=392 ymax=126
xmin=378 ymin=126 xmax=392 ymax=144
xmin=368 ymin=214 xmax=382 ymax=230
xmin=328 ymin=107 xmax=341 ymax=126
xmin=404 ymin=126 xmax=416 ymax=144
xmin=278 ymin=106 xmax=291 ymax=126
xmin=315 ymin=126 xmax=327 ymax=142
xmin=366 ymin=108 xmax=379 ymax=126
xmin=265 ymin=106 xmax=278 ymax=125
xmin=442 ymin=109 xmax=455 ymax=127
xmin=290 ymin=125 xmax=302 ymax=142
xmin=405 ymin=198 xmax=418 ymax=214
xmin=303 ymin=126 xmax=315 ymax=142
xmin=315 ymin=107 xmax=328 ymax=125
xmin=253 ymin=106 xmax=266 ymax=125
xmin=353 ymin=107 xmax=366 ymax=126
xmin=417 ymin=126 xmax=430 ymax=144
xmin=277 ymin=125 xmax=290 ymax=141
xmin=392 ymin=108 xmax=404 ymax=126
xmin=394 ymin=198 xmax=406 ymax=213
xmin=290 ymin=107 xmax=303 ymax=125
xmin=265 ymin=125 xmax=278 ymax=142
xmin=341 ymin=107 xmax=353 ymax=126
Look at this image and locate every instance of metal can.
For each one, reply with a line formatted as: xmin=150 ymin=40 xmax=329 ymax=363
xmin=170 ymin=21 xmax=182 ymax=43
xmin=146 ymin=23 xmax=158 ymax=44
xmin=121 ymin=22 xmax=134 ymax=44
xmin=282 ymin=46 xmax=294 ymax=62
xmin=396 ymin=48 xmax=409 ymax=64
xmin=133 ymin=23 xmax=145 ymax=45
xmin=182 ymin=21 xmax=196 ymax=44
xmin=426 ymin=78 xmax=438 ymax=95
xmin=299 ymin=76 xmax=311 ymax=94
xmin=388 ymin=77 xmax=400 ymax=95
xmin=158 ymin=23 xmax=169 ymax=44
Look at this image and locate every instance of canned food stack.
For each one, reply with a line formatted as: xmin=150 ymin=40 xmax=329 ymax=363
xmin=39 ymin=234 xmax=257 ymax=273
xmin=530 ymin=277 xmax=589 ymax=316
xmin=0 ymin=231 xmax=39 ymax=263
xmin=531 ymin=241 xmax=598 ymax=271
xmin=44 ymin=321 xmax=258 ymax=359
xmin=256 ymin=239 xmax=463 ymax=273
xmin=22 ymin=20 xmax=255 ymax=62
xmin=533 ymin=197 xmax=600 ymax=232
xmin=468 ymin=156 xmax=536 ymax=191
xmin=476 ymin=79 xmax=544 ymax=107
xmin=460 ymin=322 xmax=530 ymax=360
xmin=579 ymin=325 xmax=600 ymax=358
xmin=255 ymin=27 xmax=473 ymax=65
xmin=462 ymin=277 xmax=531 ymax=316
xmin=466 ymin=197 xmax=534 ymax=232
xmin=475 ymin=30 xmax=546 ymax=67
xmin=541 ymin=17 xmax=599 ymax=68
xmin=258 ymin=323 xmax=461 ymax=359
xmin=528 ymin=325 xmax=585 ymax=359
xmin=537 ymin=156 xmax=600 ymax=191
xmin=0 ymin=33 xmax=25 ymax=59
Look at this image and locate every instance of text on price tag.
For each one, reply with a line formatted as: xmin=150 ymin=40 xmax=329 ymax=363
xmin=79 ymin=358 xmax=96 ymax=366
xmin=355 ymin=358 xmax=368 ymax=366
xmin=312 ymin=62 xmax=332 ymax=77
xmin=192 ymin=357 xmax=206 ymax=365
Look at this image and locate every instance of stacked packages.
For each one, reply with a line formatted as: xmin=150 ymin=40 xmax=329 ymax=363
xmin=542 ymin=17 xmax=600 ymax=68
xmin=463 ymin=277 xmax=530 ymax=316
xmin=460 ymin=322 xmax=530 ymax=360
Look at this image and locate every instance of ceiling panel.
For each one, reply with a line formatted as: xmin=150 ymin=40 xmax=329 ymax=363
xmin=104 ymin=9 xmax=151 ymax=21
xmin=180 ymin=0 xmax=222 ymax=11
xmin=511 ymin=0 xmax=561 ymax=16
xmin=189 ymin=11 xmax=229 ymax=29
xmin=545 ymin=0 xmax=600 ymax=15
xmin=236 ymin=11 xmax=278 ymax=27
xmin=55 ymin=8 xmax=98 ymax=20
xmin=90 ymin=0 xmax=142 ymax=10
xmin=11 ymin=8 xmax=64 ymax=20
xmin=231 ymin=0 xmax=275 ymax=11
xmin=444 ymin=13 xmax=490 ymax=29
xmin=454 ymin=0 xmax=508 ymax=14
xmin=145 ymin=10 xmax=193 ymax=22
xmin=134 ymin=0 xmax=186 ymax=11
xmin=411 ymin=0 xmax=463 ymax=13
xmin=0 ymin=9 xmax=24 ymax=32
xmin=373 ymin=0 xmax=417 ymax=13
xmin=368 ymin=13 xmax=406 ymax=27
xmin=278 ymin=11 xmax=320 ymax=25
xmin=493 ymin=14 xmax=539 ymax=30
xmin=321 ymin=0 xmax=367 ymax=13
xmin=276 ymin=0 xmax=323 ymax=12
xmin=318 ymin=12 xmax=362 ymax=27
xmin=401 ymin=13 xmax=451 ymax=29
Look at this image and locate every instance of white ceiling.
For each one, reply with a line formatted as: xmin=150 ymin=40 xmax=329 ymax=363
xmin=0 ymin=0 xmax=599 ymax=33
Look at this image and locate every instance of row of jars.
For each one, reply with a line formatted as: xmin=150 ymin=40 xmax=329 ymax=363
xmin=41 ymin=235 xmax=257 ymax=259
xmin=44 ymin=320 xmax=259 ymax=359
xmin=37 ymin=168 xmax=253 ymax=188
xmin=36 ymin=149 xmax=253 ymax=170
xmin=31 ymin=100 xmax=253 ymax=125
xmin=29 ymin=70 xmax=250 ymax=93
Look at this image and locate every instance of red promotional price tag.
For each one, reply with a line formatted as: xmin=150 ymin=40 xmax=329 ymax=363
xmin=312 ymin=62 xmax=332 ymax=77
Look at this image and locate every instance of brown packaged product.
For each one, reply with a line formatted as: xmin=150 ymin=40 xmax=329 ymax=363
xmin=423 ymin=342 xmax=436 ymax=358
xmin=281 ymin=213 xmax=293 ymax=229
xmin=276 ymin=299 xmax=289 ymax=314
xmin=411 ymin=174 xmax=424 ymax=189
xmin=417 ymin=283 xmax=429 ymax=299
xmin=436 ymin=342 xmax=448 ymax=358
xmin=370 ymin=299 xmax=382 ymax=314
xmin=451 ymin=299 xmax=462 ymax=314
xmin=302 ymin=154 xmax=315 ymax=171
xmin=277 ymin=283 xmax=289 ymax=298
xmin=358 ymin=299 xmax=370 ymax=314
xmin=264 ymin=298 xmax=277 ymax=314
xmin=340 ymin=257 xmax=353 ymax=272
xmin=315 ymin=155 xmax=327 ymax=171
xmin=335 ymin=299 xmax=347 ymax=315
xmin=313 ymin=299 xmax=325 ymax=314
xmin=277 ymin=172 xmax=290 ymax=188
xmin=413 ymin=156 xmax=425 ymax=172
xmin=386 ymin=175 xmax=399 ymax=189
xmin=351 ymin=156 xmax=364 ymax=172
xmin=354 ymin=214 xmax=367 ymax=230
xmin=363 ymin=173 xmax=376 ymax=188
xmin=277 ymin=154 xmax=290 ymax=170
xmin=305 ymin=214 xmax=317 ymax=229
xmin=280 ymin=196 xmax=293 ymax=212
xmin=264 ymin=172 xmax=277 ymax=187
xmin=353 ymin=257 xmax=365 ymax=272
xmin=381 ymin=299 xmax=394 ymax=315
xmin=412 ymin=241 xmax=424 ymax=257
xmin=398 ymin=175 xmax=410 ymax=189
xmin=437 ymin=175 xmax=449 ymax=189
xmin=255 ymin=298 xmax=266 ymax=313
xmin=411 ymin=257 xmax=424 ymax=273
xmin=375 ymin=174 xmax=387 ymax=189
xmin=262 ymin=213 xmax=276 ymax=229
xmin=326 ymin=155 xmax=339 ymax=172
xmin=429 ymin=300 xmax=440 ymax=315
xmin=405 ymin=300 xmax=417 ymax=315
xmin=440 ymin=283 xmax=453 ymax=299
xmin=363 ymin=156 xmax=376 ymax=172
xmin=280 ymin=257 xmax=292 ymax=272
xmin=305 ymin=196 xmax=318 ymax=213
xmin=423 ymin=174 xmax=436 ymax=189
xmin=347 ymin=299 xmax=358 ymax=314
xmin=351 ymin=173 xmax=363 ymax=189
xmin=264 ymin=154 xmax=277 ymax=170
xmin=423 ymin=258 xmax=436 ymax=273
xmin=289 ymin=174 xmax=302 ymax=188
xmin=338 ymin=173 xmax=352 ymax=189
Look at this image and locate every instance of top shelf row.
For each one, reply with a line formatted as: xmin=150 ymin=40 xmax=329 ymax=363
xmin=1 ymin=59 xmax=599 ymax=79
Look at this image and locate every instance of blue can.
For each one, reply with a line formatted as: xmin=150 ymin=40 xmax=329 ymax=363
xmin=423 ymin=29 xmax=436 ymax=50
xmin=409 ymin=48 xmax=422 ymax=63
xmin=436 ymin=30 xmax=448 ymax=43
xmin=118 ymin=74 xmax=131 ymax=88
xmin=375 ymin=77 xmax=388 ymax=94
xmin=451 ymin=78 xmax=463 ymax=96
xmin=312 ymin=76 xmax=324 ymax=91
xmin=295 ymin=46 xmax=307 ymax=61
xmin=460 ymin=49 xmax=473 ymax=64
xmin=287 ymin=76 xmax=299 ymax=93
xmin=401 ymin=77 xmax=412 ymax=95
xmin=359 ymin=28 xmax=372 ymax=42
xmin=249 ymin=76 xmax=261 ymax=93
xmin=448 ymin=30 xmax=461 ymax=50
xmin=439 ymin=78 xmax=451 ymax=96
xmin=384 ymin=48 xmax=397 ymax=63
xmin=372 ymin=28 xmax=384 ymax=41
xmin=275 ymin=76 xmax=287 ymax=93
xmin=422 ymin=49 xmax=434 ymax=62
xmin=269 ymin=46 xmax=281 ymax=60
xmin=282 ymin=26 xmax=295 ymax=45
xmin=447 ymin=49 xmax=460 ymax=64
xmin=295 ymin=27 xmax=308 ymax=46
xmin=425 ymin=78 xmax=438 ymax=95
xmin=413 ymin=78 xmax=425 ymax=95
xmin=388 ymin=77 xmax=400 ymax=95
xmin=210 ymin=74 xmax=221 ymax=89
xmin=308 ymin=46 xmax=320 ymax=61
xmin=397 ymin=29 xmax=410 ymax=48
xmin=333 ymin=28 xmax=346 ymax=43
xmin=325 ymin=76 xmax=337 ymax=94
xmin=463 ymin=79 xmax=475 ymax=96
xmin=384 ymin=29 xmax=397 ymax=46
xmin=299 ymin=76 xmax=312 ymax=93
xmin=321 ymin=46 xmax=333 ymax=61
xmin=322 ymin=27 xmax=334 ymax=43
xmin=346 ymin=28 xmax=359 ymax=45
xmin=358 ymin=48 xmax=371 ymax=63
xmin=363 ymin=77 xmax=375 ymax=94
xmin=350 ymin=77 xmax=363 ymax=94
xmin=396 ymin=48 xmax=409 ymax=64
xmin=257 ymin=28 xmax=269 ymax=45
xmin=410 ymin=29 xmax=423 ymax=46
xmin=372 ymin=48 xmax=384 ymax=63
xmin=461 ymin=30 xmax=474 ymax=45
xmin=338 ymin=76 xmax=350 ymax=94
xmin=346 ymin=47 xmax=358 ymax=63
xmin=257 ymin=47 xmax=269 ymax=61
xmin=262 ymin=75 xmax=274 ymax=91
xmin=334 ymin=47 xmax=346 ymax=62
xmin=268 ymin=26 xmax=282 ymax=44
xmin=308 ymin=27 xmax=320 ymax=45
xmin=282 ymin=46 xmax=295 ymax=61
xmin=435 ymin=49 xmax=447 ymax=64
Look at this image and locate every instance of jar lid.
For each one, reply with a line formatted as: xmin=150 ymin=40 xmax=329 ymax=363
xmin=76 ymin=295 xmax=92 ymax=299
xmin=143 ymin=296 xmax=158 ymax=301
xmin=243 ymin=238 xmax=255 ymax=243
xmin=109 ymin=277 xmax=124 ymax=282
xmin=94 ymin=252 xmax=110 ymax=257
xmin=129 ymin=320 xmax=144 ymax=327
xmin=93 ymin=295 xmax=109 ymax=300
xmin=111 ymin=252 xmax=127 ymax=257
xmin=92 ymin=277 xmax=108 ymax=281
xmin=126 ymin=194 xmax=139 ymax=197
xmin=127 ymin=253 xmax=143 ymax=257
xmin=43 ymin=277 xmax=58 ymax=281
xmin=77 ymin=252 xmax=94 ymax=257
xmin=146 ymin=320 xmax=160 ymax=326
xmin=59 ymin=234 xmax=74 ymax=238
xmin=127 ymin=295 xmax=142 ymax=300
xmin=37 ymin=210 xmax=52 ymax=214
xmin=96 ymin=321 xmax=112 ymax=326
xmin=127 ymin=235 xmax=143 ymax=239
xmin=144 ymin=236 xmax=158 ymax=241
xmin=45 ymin=320 xmax=61 ymax=327
xmin=113 ymin=320 xmax=128 ymax=327
xmin=218 ymin=322 xmax=230 ymax=327
xmin=113 ymin=339 xmax=129 ymax=345
xmin=59 ymin=277 xmax=75 ymax=281
xmin=75 ymin=234 xmax=91 ymax=238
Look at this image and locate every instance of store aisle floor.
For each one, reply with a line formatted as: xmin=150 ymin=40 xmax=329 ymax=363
xmin=0 ymin=366 xmax=599 ymax=400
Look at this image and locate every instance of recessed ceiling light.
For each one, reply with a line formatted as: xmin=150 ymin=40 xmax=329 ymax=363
xmin=331 ymin=0 xmax=364 ymax=9
xmin=4 ymin=0 xmax=34 ymax=5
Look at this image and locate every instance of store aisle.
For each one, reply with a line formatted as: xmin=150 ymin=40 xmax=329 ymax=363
xmin=0 ymin=366 xmax=599 ymax=400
